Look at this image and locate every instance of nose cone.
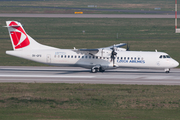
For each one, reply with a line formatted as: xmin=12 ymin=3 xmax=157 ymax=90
xmin=173 ymin=60 xmax=179 ymax=68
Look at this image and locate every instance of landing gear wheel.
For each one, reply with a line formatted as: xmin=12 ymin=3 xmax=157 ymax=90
xmin=164 ymin=68 xmax=170 ymax=73
xmin=91 ymin=68 xmax=97 ymax=73
xmin=100 ymin=70 xmax=105 ymax=72
xmin=99 ymin=67 xmax=105 ymax=72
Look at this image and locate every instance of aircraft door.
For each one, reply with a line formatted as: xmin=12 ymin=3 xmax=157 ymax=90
xmin=46 ymin=54 xmax=51 ymax=63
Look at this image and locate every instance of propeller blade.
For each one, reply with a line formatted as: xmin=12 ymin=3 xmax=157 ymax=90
xmin=113 ymin=56 xmax=115 ymax=65
xmin=126 ymin=43 xmax=130 ymax=51
xmin=111 ymin=49 xmax=117 ymax=67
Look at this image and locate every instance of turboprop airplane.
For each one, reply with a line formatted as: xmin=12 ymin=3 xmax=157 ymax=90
xmin=5 ymin=21 xmax=179 ymax=73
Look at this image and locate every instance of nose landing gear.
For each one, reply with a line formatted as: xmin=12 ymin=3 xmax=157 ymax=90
xmin=164 ymin=68 xmax=170 ymax=73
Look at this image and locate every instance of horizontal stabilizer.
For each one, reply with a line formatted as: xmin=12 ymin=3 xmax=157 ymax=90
xmin=3 ymin=25 xmax=20 ymax=28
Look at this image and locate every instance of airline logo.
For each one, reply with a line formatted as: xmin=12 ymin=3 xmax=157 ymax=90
xmin=9 ymin=21 xmax=30 ymax=49
xmin=117 ymin=60 xmax=145 ymax=64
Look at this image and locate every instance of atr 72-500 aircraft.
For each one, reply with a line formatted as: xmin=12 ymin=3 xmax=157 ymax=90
xmin=5 ymin=21 xmax=179 ymax=73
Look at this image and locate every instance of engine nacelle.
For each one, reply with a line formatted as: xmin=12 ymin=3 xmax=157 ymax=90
xmin=94 ymin=49 xmax=111 ymax=57
xmin=115 ymin=48 xmax=126 ymax=51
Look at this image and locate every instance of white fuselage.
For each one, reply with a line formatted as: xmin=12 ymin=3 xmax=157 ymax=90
xmin=5 ymin=21 xmax=179 ymax=72
xmin=6 ymin=48 xmax=179 ymax=70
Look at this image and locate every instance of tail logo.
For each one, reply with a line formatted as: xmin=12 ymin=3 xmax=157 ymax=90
xmin=9 ymin=21 xmax=30 ymax=49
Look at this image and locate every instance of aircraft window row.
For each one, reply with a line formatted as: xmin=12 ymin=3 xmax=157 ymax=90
xmin=116 ymin=57 xmax=142 ymax=60
xmin=54 ymin=55 xmax=110 ymax=59
xmin=54 ymin=55 xmax=143 ymax=60
xmin=159 ymin=55 xmax=171 ymax=58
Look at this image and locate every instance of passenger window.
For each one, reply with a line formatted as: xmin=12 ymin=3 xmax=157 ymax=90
xmin=78 ymin=56 xmax=80 ymax=58
xmin=134 ymin=57 xmax=136 ymax=60
xmin=127 ymin=57 xmax=129 ymax=60
xmin=61 ymin=55 xmax=63 ymax=58
xmin=124 ymin=57 xmax=126 ymax=60
xmin=89 ymin=56 xmax=91 ymax=59
xmin=121 ymin=57 xmax=123 ymax=60
xmin=117 ymin=57 xmax=119 ymax=59
xmin=82 ymin=56 xmax=84 ymax=58
xmin=131 ymin=57 xmax=133 ymax=60
xmin=103 ymin=57 xmax=105 ymax=59
xmin=96 ymin=56 xmax=98 ymax=59
xmin=159 ymin=55 xmax=162 ymax=58
xmin=93 ymin=56 xmax=95 ymax=59
xmin=138 ymin=57 xmax=140 ymax=60
xmin=85 ymin=56 xmax=87 ymax=59
xmin=54 ymin=55 xmax=56 ymax=58
xmin=75 ymin=56 xmax=77 ymax=58
xmin=68 ymin=55 xmax=70 ymax=58
xmin=64 ymin=55 xmax=66 ymax=58
xmin=71 ymin=55 xmax=73 ymax=58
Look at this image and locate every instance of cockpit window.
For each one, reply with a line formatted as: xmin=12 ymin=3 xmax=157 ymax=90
xmin=160 ymin=55 xmax=171 ymax=59
xmin=166 ymin=55 xmax=171 ymax=58
xmin=163 ymin=55 xmax=166 ymax=58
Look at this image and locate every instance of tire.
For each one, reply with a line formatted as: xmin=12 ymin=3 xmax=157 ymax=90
xmin=99 ymin=67 xmax=105 ymax=72
xmin=165 ymin=68 xmax=170 ymax=73
xmin=91 ymin=68 xmax=97 ymax=73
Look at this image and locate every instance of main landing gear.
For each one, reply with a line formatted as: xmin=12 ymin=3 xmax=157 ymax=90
xmin=91 ymin=67 xmax=105 ymax=73
xmin=164 ymin=68 xmax=170 ymax=73
xmin=91 ymin=67 xmax=97 ymax=73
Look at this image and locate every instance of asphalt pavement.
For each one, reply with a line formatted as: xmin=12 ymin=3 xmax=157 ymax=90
xmin=0 ymin=66 xmax=180 ymax=85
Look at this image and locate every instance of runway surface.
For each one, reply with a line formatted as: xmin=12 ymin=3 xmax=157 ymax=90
xmin=0 ymin=14 xmax=179 ymax=18
xmin=0 ymin=66 xmax=180 ymax=85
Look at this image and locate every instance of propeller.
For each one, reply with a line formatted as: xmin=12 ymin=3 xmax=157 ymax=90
xmin=110 ymin=45 xmax=117 ymax=67
xmin=126 ymin=43 xmax=130 ymax=51
xmin=101 ymin=48 xmax=104 ymax=58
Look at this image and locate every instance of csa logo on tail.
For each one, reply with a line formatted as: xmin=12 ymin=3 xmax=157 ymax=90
xmin=9 ymin=21 xmax=30 ymax=49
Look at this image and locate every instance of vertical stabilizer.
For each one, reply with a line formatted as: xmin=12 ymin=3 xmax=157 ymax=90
xmin=5 ymin=21 xmax=57 ymax=50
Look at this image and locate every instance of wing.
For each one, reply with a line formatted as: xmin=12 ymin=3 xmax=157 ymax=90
xmin=101 ymin=43 xmax=126 ymax=49
xmin=73 ymin=48 xmax=99 ymax=55
xmin=73 ymin=43 xmax=126 ymax=55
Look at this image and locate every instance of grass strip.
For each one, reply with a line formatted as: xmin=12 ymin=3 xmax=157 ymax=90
xmin=0 ymin=83 xmax=180 ymax=119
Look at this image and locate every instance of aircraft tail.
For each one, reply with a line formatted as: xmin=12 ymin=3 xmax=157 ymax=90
xmin=5 ymin=21 xmax=56 ymax=51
